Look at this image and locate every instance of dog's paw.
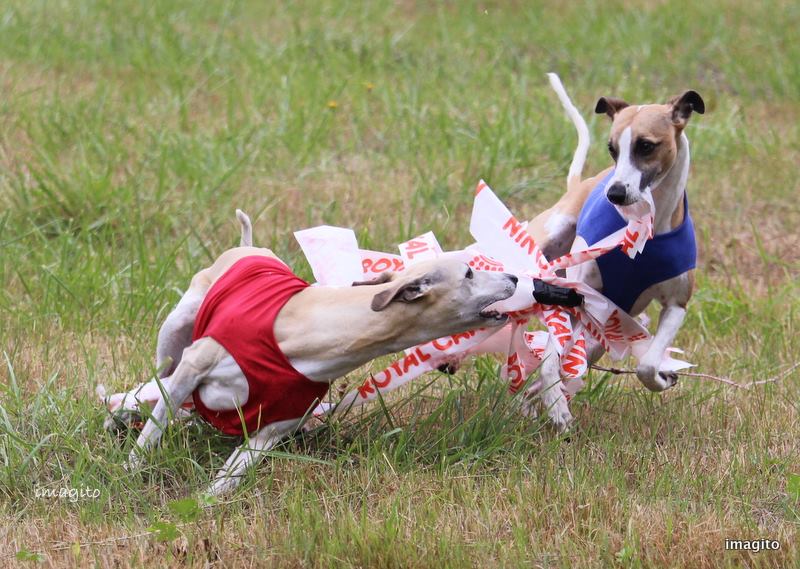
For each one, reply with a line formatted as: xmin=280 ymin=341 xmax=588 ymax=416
xmin=124 ymin=451 xmax=144 ymax=473
xmin=436 ymin=355 xmax=465 ymax=375
xmin=437 ymin=362 xmax=460 ymax=375
xmin=205 ymin=476 xmax=240 ymax=497
xmin=104 ymin=409 xmax=144 ymax=434
xmin=546 ymin=402 xmax=574 ymax=434
xmin=658 ymin=370 xmax=679 ymax=388
xmin=636 ymin=362 xmax=677 ymax=392
xmin=518 ymin=396 xmax=539 ymax=420
xmin=636 ymin=363 xmax=658 ymax=387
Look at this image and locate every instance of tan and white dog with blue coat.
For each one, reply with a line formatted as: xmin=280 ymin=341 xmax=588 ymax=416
xmin=523 ymin=75 xmax=705 ymax=430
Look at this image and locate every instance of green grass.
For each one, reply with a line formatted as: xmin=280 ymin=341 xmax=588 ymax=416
xmin=1 ymin=0 xmax=799 ymax=567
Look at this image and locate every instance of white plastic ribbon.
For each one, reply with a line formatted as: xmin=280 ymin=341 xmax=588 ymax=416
xmin=305 ymin=179 xmax=691 ymax=417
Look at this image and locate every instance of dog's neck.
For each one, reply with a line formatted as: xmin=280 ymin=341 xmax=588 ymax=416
xmin=274 ymin=285 xmax=445 ymax=382
xmin=650 ymin=132 xmax=690 ymax=235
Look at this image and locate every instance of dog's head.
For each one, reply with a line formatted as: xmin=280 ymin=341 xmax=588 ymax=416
xmin=596 ymin=91 xmax=705 ymax=206
xmin=358 ymin=258 xmax=518 ymax=336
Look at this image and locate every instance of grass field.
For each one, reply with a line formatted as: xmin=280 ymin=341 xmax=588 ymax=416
xmin=1 ymin=0 xmax=799 ymax=567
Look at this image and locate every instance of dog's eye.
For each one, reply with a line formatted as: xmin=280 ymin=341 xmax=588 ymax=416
xmin=635 ymin=139 xmax=657 ymax=156
xmin=465 ymin=267 xmax=474 ymax=280
xmin=607 ymin=141 xmax=618 ymax=160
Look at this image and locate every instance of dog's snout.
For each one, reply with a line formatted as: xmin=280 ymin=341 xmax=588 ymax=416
xmin=606 ymin=183 xmax=627 ymax=205
xmin=507 ymin=274 xmax=518 ymax=285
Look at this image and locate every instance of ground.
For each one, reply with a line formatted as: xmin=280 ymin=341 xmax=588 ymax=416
xmin=0 ymin=1 xmax=798 ymax=567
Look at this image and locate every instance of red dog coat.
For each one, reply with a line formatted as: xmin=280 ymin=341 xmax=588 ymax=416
xmin=191 ymin=256 xmax=329 ymax=435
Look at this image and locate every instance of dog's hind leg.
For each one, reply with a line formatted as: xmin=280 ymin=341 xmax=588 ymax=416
xmin=155 ymin=285 xmax=207 ymax=378
xmin=204 ymin=417 xmax=303 ymax=496
xmin=127 ymin=337 xmax=226 ymax=469
xmin=155 ymin=210 xmax=252 ymax=377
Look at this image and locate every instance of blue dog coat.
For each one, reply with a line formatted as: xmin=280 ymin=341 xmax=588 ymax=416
xmin=575 ymin=171 xmax=697 ymax=313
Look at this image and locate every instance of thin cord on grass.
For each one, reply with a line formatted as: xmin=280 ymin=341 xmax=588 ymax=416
xmin=590 ymin=361 xmax=800 ymax=390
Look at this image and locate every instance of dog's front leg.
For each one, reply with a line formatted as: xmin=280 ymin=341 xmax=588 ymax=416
xmin=204 ymin=418 xmax=303 ymax=497
xmin=636 ymin=304 xmax=686 ymax=391
xmin=126 ymin=337 xmax=225 ymax=470
xmin=102 ymin=377 xmax=172 ymax=431
xmin=522 ymin=336 xmax=573 ymax=432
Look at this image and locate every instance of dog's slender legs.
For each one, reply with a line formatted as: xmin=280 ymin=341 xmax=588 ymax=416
xmin=127 ymin=338 xmax=226 ymax=469
xmin=155 ymin=211 xmax=251 ymax=377
xmin=205 ymin=418 xmax=302 ymax=496
xmin=102 ymin=376 xmax=174 ymax=431
xmin=523 ymin=336 xmax=573 ymax=432
xmin=636 ymin=304 xmax=686 ymax=391
xmin=155 ymin=286 xmax=207 ymax=378
xmin=584 ymin=336 xmax=606 ymax=367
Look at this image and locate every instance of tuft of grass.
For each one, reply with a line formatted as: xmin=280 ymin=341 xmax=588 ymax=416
xmin=1 ymin=0 xmax=799 ymax=567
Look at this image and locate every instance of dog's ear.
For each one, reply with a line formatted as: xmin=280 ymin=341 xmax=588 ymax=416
xmin=669 ymin=90 xmax=705 ymax=128
xmin=352 ymin=272 xmax=393 ymax=287
xmin=370 ymin=275 xmax=434 ymax=311
xmin=595 ymin=97 xmax=629 ymax=119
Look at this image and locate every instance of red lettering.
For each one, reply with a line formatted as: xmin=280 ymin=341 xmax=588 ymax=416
xmin=549 ymin=322 xmax=571 ymax=340
xmin=402 ymin=240 xmax=431 ymax=260
xmin=605 ymin=310 xmax=624 ymax=341
xmin=415 ymin=347 xmax=432 ymax=363
xmin=518 ymin=234 xmax=537 ymax=255
xmin=545 ymin=311 xmax=568 ymax=325
xmin=401 ymin=353 xmax=419 ymax=374
xmin=372 ymin=369 xmax=392 ymax=388
xmin=620 ymin=229 xmax=639 ymax=255
xmin=357 ymin=379 xmax=376 ymax=398
xmin=432 ymin=337 xmax=454 ymax=351
xmin=506 ymin=354 xmax=525 ymax=393
xmin=561 ymin=339 xmax=587 ymax=377
xmin=452 ymin=330 xmax=476 ymax=345
xmin=363 ymin=256 xmax=404 ymax=274
xmin=503 ymin=216 xmax=523 ymax=238
xmin=561 ymin=352 xmax=585 ymax=377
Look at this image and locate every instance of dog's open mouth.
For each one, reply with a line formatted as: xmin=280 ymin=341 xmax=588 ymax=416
xmin=479 ymin=308 xmax=508 ymax=322
xmin=478 ymin=293 xmax=513 ymax=322
xmin=478 ymin=302 xmax=508 ymax=321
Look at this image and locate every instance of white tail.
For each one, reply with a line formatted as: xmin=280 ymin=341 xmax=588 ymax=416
xmin=236 ymin=209 xmax=253 ymax=247
xmin=547 ymin=73 xmax=590 ymax=183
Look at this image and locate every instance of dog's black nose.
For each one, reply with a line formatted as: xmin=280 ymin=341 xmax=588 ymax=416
xmin=606 ymin=183 xmax=627 ymax=205
xmin=508 ymin=275 xmax=518 ymax=285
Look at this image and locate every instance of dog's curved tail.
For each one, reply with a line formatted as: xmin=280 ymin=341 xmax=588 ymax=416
xmin=547 ymin=73 xmax=590 ymax=192
xmin=236 ymin=209 xmax=253 ymax=247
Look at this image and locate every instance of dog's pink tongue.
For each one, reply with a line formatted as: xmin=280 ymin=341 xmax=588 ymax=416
xmin=483 ymin=276 xmax=534 ymax=313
